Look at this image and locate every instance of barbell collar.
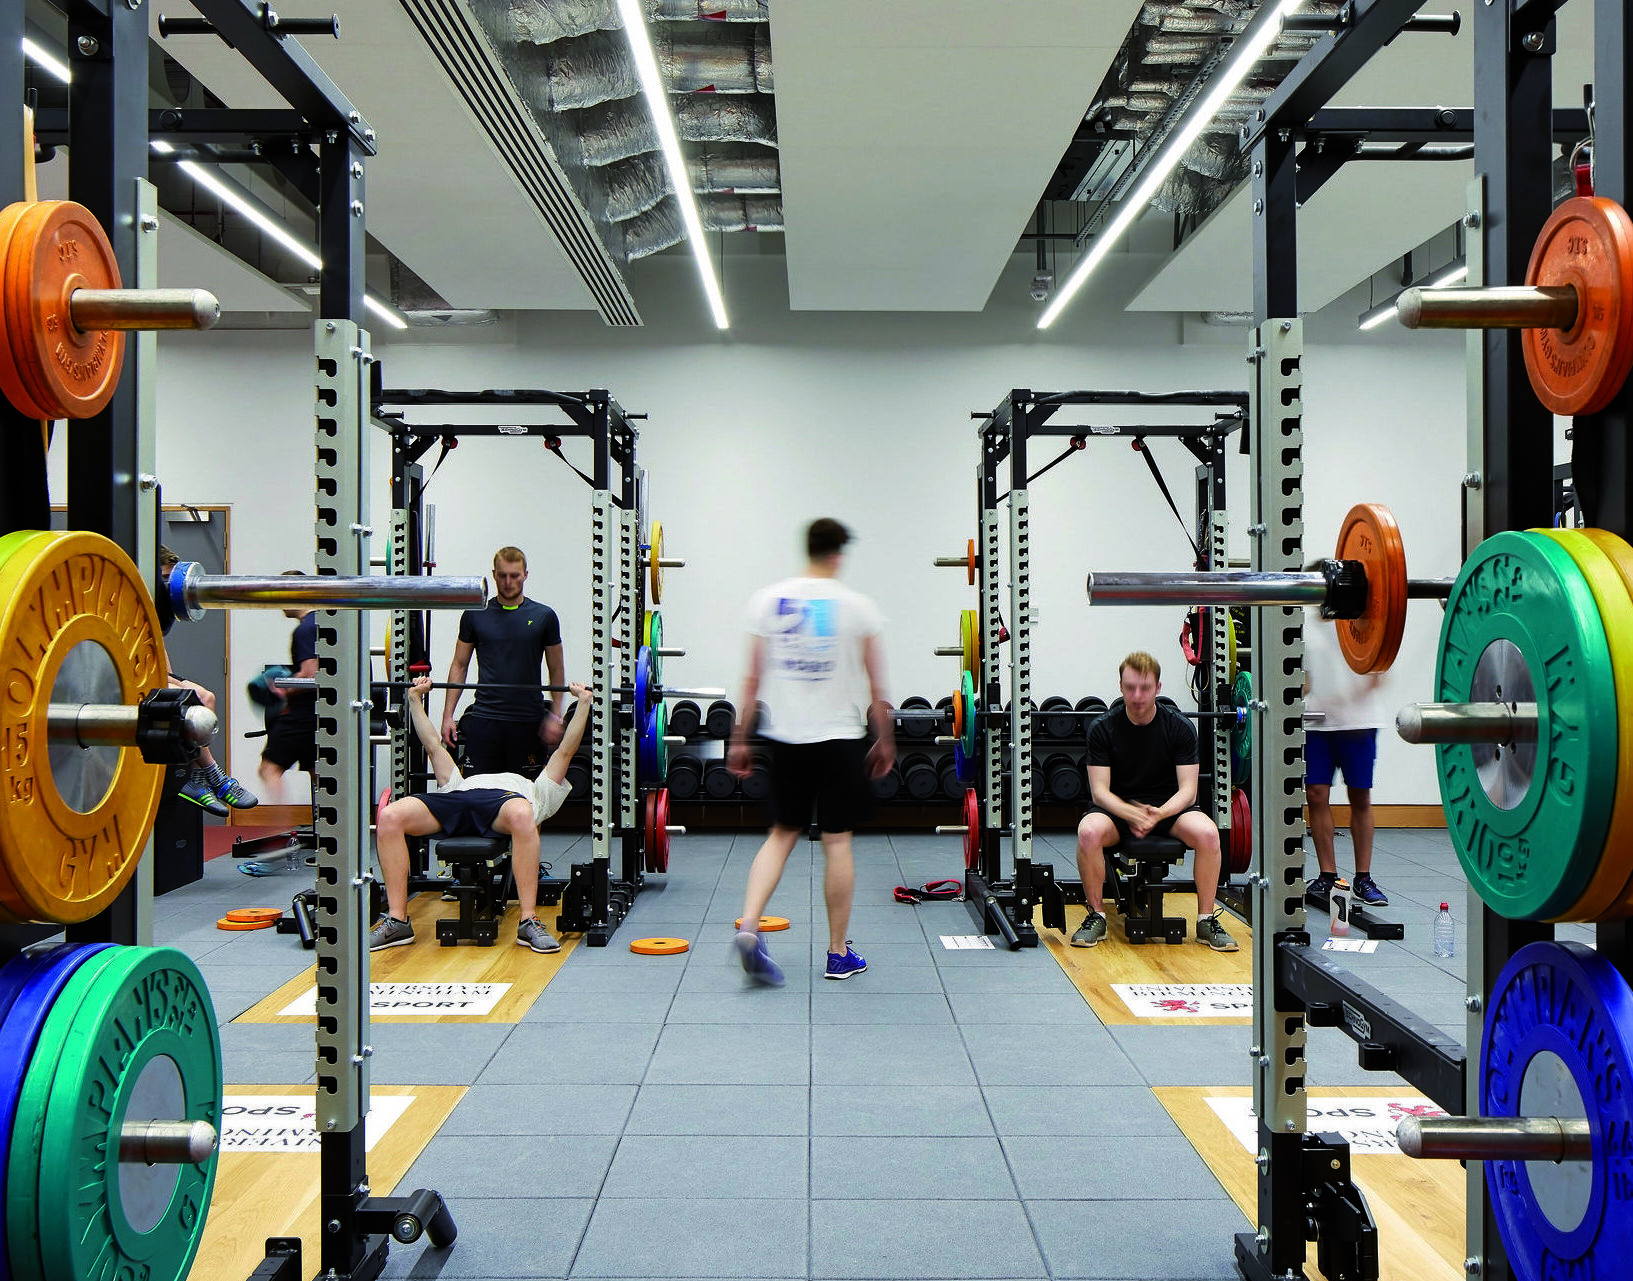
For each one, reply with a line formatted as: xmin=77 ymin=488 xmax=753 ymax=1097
xmin=1396 ymin=284 xmax=1579 ymax=332
xmin=69 ymin=287 xmax=221 ymax=332
xmin=1087 ymin=569 xmax=1330 ymax=607
xmin=120 ymin=1119 xmax=219 ymax=1165
xmin=170 ymin=563 xmax=485 ymax=621
xmin=1396 ymin=701 xmax=1538 ymax=745
xmin=1395 ymin=1115 xmax=1591 ymax=1162
xmin=46 ymin=702 xmax=217 ymax=749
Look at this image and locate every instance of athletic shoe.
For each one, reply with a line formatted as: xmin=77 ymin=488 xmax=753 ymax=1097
xmin=369 ymin=916 xmax=415 ymax=950
xmin=1196 ymin=910 xmax=1240 ymax=952
xmin=1305 ymin=872 xmax=1346 ymax=901
xmin=825 ymin=943 xmax=867 ymax=980
xmin=735 ymin=930 xmax=785 ymax=987
xmin=1351 ymin=874 xmax=1390 ymax=908
xmin=214 ymin=776 xmax=259 ymax=810
xmin=178 ymin=778 xmax=229 ymax=818
xmin=517 ymin=917 xmax=561 ymax=953
xmin=1070 ymin=913 xmax=1108 ymax=948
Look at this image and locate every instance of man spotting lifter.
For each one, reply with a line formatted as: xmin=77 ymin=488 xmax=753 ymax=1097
xmin=370 ymin=674 xmax=590 ymax=953
xmin=1072 ymin=651 xmax=1238 ymax=952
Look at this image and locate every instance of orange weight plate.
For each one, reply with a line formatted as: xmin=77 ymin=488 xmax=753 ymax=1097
xmin=951 ymin=687 xmax=965 ymax=742
xmin=735 ymin=916 xmax=789 ymax=932
xmin=1522 ymin=196 xmax=1633 ymax=415
xmin=630 ymin=937 xmax=689 ymax=955
xmin=216 ymin=916 xmax=276 ymax=931
xmin=1334 ymin=503 xmax=1408 ymax=675
xmin=225 ymin=908 xmax=283 ymax=924
xmin=966 ymin=538 xmax=977 ymax=587
xmin=0 ymin=530 xmax=167 ymax=924
xmin=0 ymin=200 xmax=127 ymax=421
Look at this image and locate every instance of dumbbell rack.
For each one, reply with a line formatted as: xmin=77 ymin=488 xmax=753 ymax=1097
xmin=1235 ymin=4 xmax=1633 ymax=1281
xmin=961 ymin=391 xmax=1247 ymax=948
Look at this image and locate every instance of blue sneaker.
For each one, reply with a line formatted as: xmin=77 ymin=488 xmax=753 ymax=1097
xmin=735 ymin=931 xmax=785 ymax=987
xmin=825 ymin=943 xmax=867 ymax=980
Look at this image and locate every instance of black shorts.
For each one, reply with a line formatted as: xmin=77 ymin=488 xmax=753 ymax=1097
xmin=766 ymin=738 xmax=870 ymax=834
xmin=1084 ymin=804 xmax=1202 ymax=848
xmin=261 ymin=705 xmax=317 ymax=773
xmin=459 ymin=712 xmax=547 ymax=778
xmin=419 ymin=788 xmax=526 ymax=838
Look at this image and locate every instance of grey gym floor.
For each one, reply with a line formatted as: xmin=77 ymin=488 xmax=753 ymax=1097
xmin=159 ymin=825 xmax=1513 ymax=1281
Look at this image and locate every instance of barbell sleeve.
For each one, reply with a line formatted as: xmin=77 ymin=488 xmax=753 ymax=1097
xmin=1396 ymin=1115 xmax=1591 ymax=1162
xmin=120 ymin=1120 xmax=218 ymax=1165
xmin=169 ymin=564 xmax=485 ymax=621
xmin=69 ymin=288 xmax=221 ymax=332
xmin=933 ymin=825 xmax=970 ymax=835
xmin=1087 ymin=570 xmax=1330 ymax=607
xmin=1396 ymin=702 xmax=1538 ymax=745
xmin=934 ymin=646 xmax=963 ymax=657
xmin=933 ymin=556 xmax=969 ymax=568
xmin=664 ymin=825 xmax=687 ymax=836
xmin=656 ymin=648 xmax=686 ymax=658
xmin=47 ymin=703 xmax=217 ymax=749
xmin=657 ymin=558 xmax=685 ymax=568
xmin=1396 ymin=284 xmax=1579 ymax=331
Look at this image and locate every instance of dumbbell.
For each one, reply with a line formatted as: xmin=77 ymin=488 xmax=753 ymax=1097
xmin=898 ymin=696 xmax=936 ymax=740
xmin=703 ymin=760 xmax=738 ymax=800
xmin=565 ymin=754 xmax=591 ymax=801
xmin=937 ymin=756 xmax=963 ymax=800
xmin=666 ymin=755 xmax=702 ymax=800
xmin=871 ymin=766 xmax=902 ymax=802
xmin=705 ymin=699 xmax=736 ymax=739
xmin=741 ymin=757 xmax=772 ymax=801
xmin=1039 ymin=696 xmax=1076 ymax=741
xmin=900 ymin=752 xmax=939 ymax=801
xmin=669 ymin=699 xmax=702 ymax=739
xmin=1043 ymin=753 xmax=1084 ymax=804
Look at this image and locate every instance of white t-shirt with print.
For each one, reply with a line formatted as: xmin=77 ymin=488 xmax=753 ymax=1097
xmin=1303 ymin=611 xmax=1388 ymax=732
xmin=441 ymin=766 xmax=572 ymax=827
xmin=745 ymin=576 xmax=884 ymax=744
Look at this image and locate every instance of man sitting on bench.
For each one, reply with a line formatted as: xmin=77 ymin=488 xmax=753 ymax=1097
xmin=1071 ymin=651 xmax=1237 ymax=953
xmin=370 ymin=675 xmax=590 ymax=954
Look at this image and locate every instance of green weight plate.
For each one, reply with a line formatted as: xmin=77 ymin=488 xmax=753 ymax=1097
xmin=6 ymin=945 xmax=126 ymax=1281
xmin=38 ymin=947 xmax=221 ymax=1281
xmin=959 ymin=670 xmax=977 ymax=757
xmin=1231 ymin=670 xmax=1253 ymax=764
xmin=1435 ymin=531 xmax=1618 ymax=920
xmin=654 ymin=699 xmax=668 ymax=781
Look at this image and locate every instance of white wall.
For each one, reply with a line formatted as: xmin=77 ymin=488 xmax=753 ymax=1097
xmin=52 ymin=251 xmax=1472 ymax=804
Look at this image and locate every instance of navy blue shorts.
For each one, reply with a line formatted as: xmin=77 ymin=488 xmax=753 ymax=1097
xmin=418 ymin=787 xmax=525 ymax=838
xmin=1305 ymin=729 xmax=1377 ymax=789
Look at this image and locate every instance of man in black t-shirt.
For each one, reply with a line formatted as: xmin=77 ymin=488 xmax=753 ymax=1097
xmin=258 ymin=571 xmax=319 ymax=800
xmin=440 ymin=545 xmax=564 ymax=776
xmin=1072 ymin=650 xmax=1236 ymax=952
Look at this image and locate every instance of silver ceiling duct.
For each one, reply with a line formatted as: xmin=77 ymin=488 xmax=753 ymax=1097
xmin=688 ymin=144 xmax=780 ymax=192
xmin=623 ymin=191 xmax=783 ymax=258
xmin=651 ymin=0 xmax=768 ymax=19
xmin=652 ymin=22 xmax=773 ymax=93
xmin=601 ymin=153 xmax=672 ymax=220
xmin=672 ymin=93 xmax=778 ymax=144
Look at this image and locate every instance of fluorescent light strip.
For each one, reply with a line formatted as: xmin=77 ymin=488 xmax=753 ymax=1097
xmin=1357 ymin=260 xmax=1468 ymax=331
xmin=22 ymin=37 xmax=71 ymax=84
xmin=1039 ymin=0 xmax=1308 ymax=330
xmin=1426 ymin=262 xmax=1468 ymax=287
xmin=150 ymin=140 xmax=408 ymax=329
xmin=615 ymin=0 xmax=728 ymax=329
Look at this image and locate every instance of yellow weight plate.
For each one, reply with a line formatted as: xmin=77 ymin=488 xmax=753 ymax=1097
xmin=1540 ymin=529 xmax=1633 ymax=921
xmin=959 ymin=609 xmax=979 ymax=680
xmin=1227 ymin=613 xmax=1238 ymax=685
xmin=649 ymin=521 xmax=663 ymax=605
xmin=0 ymin=530 xmax=167 ymax=923
xmin=1575 ymin=528 xmax=1633 ymax=919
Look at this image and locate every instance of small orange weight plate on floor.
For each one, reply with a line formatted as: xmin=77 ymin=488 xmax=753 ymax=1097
xmin=0 ymin=200 xmax=127 ymax=420
xmin=225 ymin=908 xmax=283 ymax=924
xmin=216 ymin=916 xmax=276 ymax=931
xmin=735 ymin=916 xmax=789 ymax=931
xmin=630 ymin=937 xmax=689 ymax=955
xmin=1522 ymin=196 xmax=1633 ymax=415
xmin=1334 ymin=503 xmax=1408 ymax=675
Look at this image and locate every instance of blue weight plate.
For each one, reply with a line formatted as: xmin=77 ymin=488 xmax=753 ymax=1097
xmin=953 ymin=742 xmax=973 ymax=785
xmin=640 ymin=706 xmax=659 ymax=782
xmin=635 ymin=646 xmax=653 ymax=716
xmin=0 ymin=943 xmax=113 ymax=1281
xmin=1482 ymin=940 xmax=1633 ymax=1281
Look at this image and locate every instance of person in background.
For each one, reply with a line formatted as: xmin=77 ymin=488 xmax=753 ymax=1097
xmin=257 ymin=570 xmax=318 ymax=801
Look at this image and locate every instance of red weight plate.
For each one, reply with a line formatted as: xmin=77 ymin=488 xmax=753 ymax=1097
xmin=1522 ymin=196 xmax=1633 ymax=415
xmin=1229 ymin=788 xmax=1252 ymax=875
xmin=654 ymin=788 xmax=671 ymax=873
xmin=963 ymin=788 xmax=980 ymax=871
xmin=1333 ymin=503 xmax=1408 ymax=675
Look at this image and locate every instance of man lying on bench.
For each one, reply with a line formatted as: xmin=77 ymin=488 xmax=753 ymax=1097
xmin=371 ymin=674 xmax=591 ymax=954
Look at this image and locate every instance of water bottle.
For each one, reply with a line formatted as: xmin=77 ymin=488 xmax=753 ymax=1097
xmin=1433 ymin=902 xmax=1455 ymax=958
xmin=1329 ymin=889 xmax=1350 ymax=938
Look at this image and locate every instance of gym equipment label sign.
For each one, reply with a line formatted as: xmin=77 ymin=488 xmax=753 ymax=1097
xmin=220 ymin=1094 xmax=414 ymax=1152
xmin=1113 ymin=983 xmax=1252 ymax=1018
xmin=279 ymin=981 xmax=511 ymax=1017
xmin=1207 ymin=1095 xmax=1449 ymax=1155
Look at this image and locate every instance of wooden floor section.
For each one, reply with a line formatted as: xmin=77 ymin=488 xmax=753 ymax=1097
xmin=1036 ymin=899 xmax=1254 ymax=1024
xmin=1157 ymin=1086 xmax=1464 ymax=1281
xmin=190 ymin=1085 xmax=463 ymax=1281
xmin=237 ymin=897 xmax=581 ymax=1023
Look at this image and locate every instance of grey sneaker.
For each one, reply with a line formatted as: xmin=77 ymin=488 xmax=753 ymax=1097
xmin=1196 ymin=910 xmax=1240 ymax=952
xmin=517 ymin=916 xmax=561 ymax=953
xmin=369 ymin=915 xmax=415 ymax=951
xmin=1070 ymin=913 xmax=1107 ymax=948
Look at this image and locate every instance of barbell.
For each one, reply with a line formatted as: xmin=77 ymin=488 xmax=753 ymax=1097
xmin=0 ymin=200 xmax=221 ymax=421
xmin=165 ymin=562 xmax=485 ymax=621
xmin=1086 ymin=503 xmax=1445 ymax=674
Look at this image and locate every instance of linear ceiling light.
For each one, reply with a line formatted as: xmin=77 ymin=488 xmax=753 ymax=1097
xmin=614 ymin=0 xmax=729 ymax=330
xmin=1358 ymin=260 xmax=1466 ymax=331
xmin=22 ymin=37 xmax=71 ymax=84
xmin=1039 ymin=0 xmax=1309 ymax=330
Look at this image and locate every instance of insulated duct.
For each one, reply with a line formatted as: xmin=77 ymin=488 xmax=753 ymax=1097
xmin=673 ymin=93 xmax=778 ymax=144
xmin=687 ymin=144 xmax=780 ymax=192
xmin=652 ymin=23 xmax=773 ymax=93
xmin=650 ymin=0 xmax=768 ymax=19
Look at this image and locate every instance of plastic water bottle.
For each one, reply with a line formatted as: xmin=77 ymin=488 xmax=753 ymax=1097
xmin=1433 ymin=902 xmax=1455 ymax=958
xmin=1329 ymin=889 xmax=1350 ymax=938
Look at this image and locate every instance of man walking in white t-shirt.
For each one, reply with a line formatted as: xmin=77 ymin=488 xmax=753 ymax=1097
xmin=728 ymin=518 xmax=895 ymax=986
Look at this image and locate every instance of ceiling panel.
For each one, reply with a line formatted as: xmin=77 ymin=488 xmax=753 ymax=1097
xmin=770 ymin=0 xmax=1142 ymax=311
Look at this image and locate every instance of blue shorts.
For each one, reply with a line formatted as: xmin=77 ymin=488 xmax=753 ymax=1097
xmin=1305 ymin=729 xmax=1377 ymax=789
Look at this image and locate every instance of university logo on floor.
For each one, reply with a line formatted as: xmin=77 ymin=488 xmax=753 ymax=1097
xmin=770 ymin=596 xmax=838 ymax=680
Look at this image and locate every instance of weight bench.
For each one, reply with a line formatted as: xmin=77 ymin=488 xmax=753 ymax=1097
xmin=432 ymin=835 xmax=515 ymax=947
xmin=1104 ymin=833 xmax=1189 ymax=944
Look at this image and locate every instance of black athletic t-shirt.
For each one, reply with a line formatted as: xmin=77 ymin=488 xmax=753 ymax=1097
xmin=1085 ymin=705 xmax=1198 ymax=806
xmin=458 ymin=598 xmax=562 ymax=721
xmin=286 ymin=613 xmax=317 ymax=710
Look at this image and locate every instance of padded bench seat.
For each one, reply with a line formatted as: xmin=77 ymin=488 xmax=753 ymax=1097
xmin=432 ymin=835 xmax=513 ymax=947
xmin=1105 ymin=834 xmax=1188 ymax=944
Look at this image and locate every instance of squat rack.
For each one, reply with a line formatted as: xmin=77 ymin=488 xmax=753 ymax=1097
xmin=368 ymin=377 xmax=662 ymax=946
xmin=960 ymin=391 xmax=1247 ymax=949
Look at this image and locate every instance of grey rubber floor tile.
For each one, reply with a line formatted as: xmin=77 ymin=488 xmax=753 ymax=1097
xmin=811 ymin=1199 xmax=1045 ymax=1278
xmin=1005 ymin=1134 xmax=1230 ymax=1199
xmin=812 ymin=1085 xmax=993 ymax=1137
xmin=809 ymin=992 xmax=954 ymax=1024
xmin=522 ymin=991 xmax=677 ymax=1023
xmin=602 ymin=1134 xmax=808 ymax=1197
xmin=1107 ymin=1024 xmax=1252 ymax=1086
xmin=983 ymin=1086 xmax=1181 ymax=1137
xmin=442 ymin=1085 xmax=636 ymax=1136
xmin=625 ymin=1084 xmax=809 ymax=1136
xmin=547 ymin=965 xmax=684 ymax=994
xmin=572 ymin=1198 xmax=806 ymax=1277
xmin=948 ymin=992 xmax=1096 ymax=1023
xmin=479 ymin=1024 xmax=661 ymax=1085
xmin=1027 ymin=1198 xmax=1249 ymax=1278
xmin=377 ymin=1197 xmax=591 ymax=1278
xmin=221 ymin=1050 xmax=315 ymax=1085
xmin=812 ymin=1134 xmax=1014 ymax=1199
xmin=398 ymin=1133 xmax=616 ymax=1198
xmin=809 ymin=942 xmax=938 ymax=969
xmin=646 ymin=1022 xmax=811 ymax=1084
xmin=811 ymin=1024 xmax=975 ymax=1086
xmin=665 ymin=990 xmax=814 ymax=1024
xmin=363 ymin=1024 xmax=510 ymax=1085
xmin=962 ymin=1023 xmax=1143 ymax=1087
xmin=809 ymin=962 xmax=945 ymax=992
xmin=937 ymin=964 xmax=1078 ymax=992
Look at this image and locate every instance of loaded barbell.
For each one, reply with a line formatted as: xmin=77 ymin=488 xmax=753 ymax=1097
xmin=164 ymin=562 xmax=485 ymax=620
